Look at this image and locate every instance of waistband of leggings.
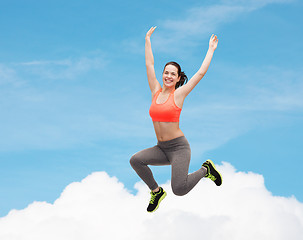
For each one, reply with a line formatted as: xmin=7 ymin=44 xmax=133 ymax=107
xmin=157 ymin=135 xmax=189 ymax=148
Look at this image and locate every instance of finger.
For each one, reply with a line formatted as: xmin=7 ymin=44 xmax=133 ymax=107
xmin=146 ymin=28 xmax=153 ymax=36
xmin=149 ymin=26 xmax=157 ymax=35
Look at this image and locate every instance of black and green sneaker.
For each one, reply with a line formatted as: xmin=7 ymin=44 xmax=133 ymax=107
xmin=202 ymin=159 xmax=223 ymax=186
xmin=147 ymin=187 xmax=167 ymax=213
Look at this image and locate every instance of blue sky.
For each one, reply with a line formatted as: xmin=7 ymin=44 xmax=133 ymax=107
xmin=0 ymin=0 xmax=302 ymax=217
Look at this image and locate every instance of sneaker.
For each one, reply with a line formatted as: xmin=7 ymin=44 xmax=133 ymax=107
xmin=202 ymin=159 xmax=222 ymax=186
xmin=147 ymin=187 xmax=167 ymax=213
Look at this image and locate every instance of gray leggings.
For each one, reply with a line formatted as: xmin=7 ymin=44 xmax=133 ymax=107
xmin=130 ymin=136 xmax=206 ymax=196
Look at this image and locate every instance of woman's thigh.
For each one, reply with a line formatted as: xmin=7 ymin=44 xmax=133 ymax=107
xmin=132 ymin=145 xmax=170 ymax=166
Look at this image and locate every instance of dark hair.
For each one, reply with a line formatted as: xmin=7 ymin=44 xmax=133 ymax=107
xmin=163 ymin=61 xmax=188 ymax=89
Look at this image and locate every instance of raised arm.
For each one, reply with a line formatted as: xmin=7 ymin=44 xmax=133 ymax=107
xmin=145 ymin=27 xmax=161 ymax=95
xmin=177 ymin=34 xmax=218 ymax=97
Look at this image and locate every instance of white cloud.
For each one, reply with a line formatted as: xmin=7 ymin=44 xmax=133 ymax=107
xmin=123 ymin=0 xmax=294 ymax=57
xmin=0 ymin=64 xmax=25 ymax=87
xmin=0 ymin=162 xmax=302 ymax=240
xmin=0 ymin=64 xmax=14 ymax=83
xmin=17 ymin=56 xmax=108 ymax=80
xmin=150 ymin=0 xmax=294 ymax=53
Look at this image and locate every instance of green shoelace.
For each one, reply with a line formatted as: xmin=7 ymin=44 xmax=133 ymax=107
xmin=206 ymin=173 xmax=217 ymax=181
xmin=149 ymin=192 xmax=159 ymax=204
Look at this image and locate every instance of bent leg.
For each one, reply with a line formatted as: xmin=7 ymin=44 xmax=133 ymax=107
xmin=169 ymin=146 xmax=207 ymax=196
xmin=130 ymin=145 xmax=169 ymax=190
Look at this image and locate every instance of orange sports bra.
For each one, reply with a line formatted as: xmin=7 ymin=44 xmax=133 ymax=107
xmin=149 ymin=89 xmax=182 ymax=122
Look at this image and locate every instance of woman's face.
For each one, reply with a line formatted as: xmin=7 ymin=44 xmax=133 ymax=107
xmin=162 ymin=64 xmax=180 ymax=88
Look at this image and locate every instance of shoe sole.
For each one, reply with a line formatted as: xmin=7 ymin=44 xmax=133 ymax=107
xmin=207 ymin=159 xmax=223 ymax=186
xmin=148 ymin=191 xmax=167 ymax=213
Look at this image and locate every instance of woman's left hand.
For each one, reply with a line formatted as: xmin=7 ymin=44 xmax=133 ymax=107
xmin=209 ymin=34 xmax=218 ymax=51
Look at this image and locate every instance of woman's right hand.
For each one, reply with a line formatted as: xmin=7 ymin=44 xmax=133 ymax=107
xmin=209 ymin=34 xmax=218 ymax=51
xmin=146 ymin=26 xmax=157 ymax=39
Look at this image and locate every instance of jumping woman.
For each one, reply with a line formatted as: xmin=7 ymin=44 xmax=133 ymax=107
xmin=130 ymin=27 xmax=222 ymax=213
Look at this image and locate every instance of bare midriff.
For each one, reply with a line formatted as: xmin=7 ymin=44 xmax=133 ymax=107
xmin=153 ymin=121 xmax=184 ymax=142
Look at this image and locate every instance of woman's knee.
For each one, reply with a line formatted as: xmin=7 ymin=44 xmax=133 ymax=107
xmin=171 ymin=184 xmax=187 ymax=196
xmin=129 ymin=153 xmax=140 ymax=167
